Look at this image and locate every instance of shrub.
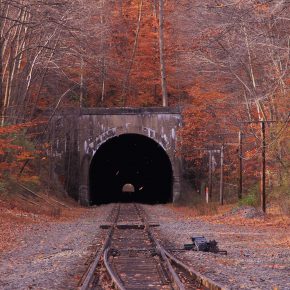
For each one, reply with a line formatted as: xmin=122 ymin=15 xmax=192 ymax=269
xmin=238 ymin=194 xmax=257 ymax=207
xmin=238 ymin=184 xmax=259 ymax=207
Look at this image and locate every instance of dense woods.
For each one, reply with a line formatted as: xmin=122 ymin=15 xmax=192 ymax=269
xmin=0 ymin=1 xmax=289 ymax=209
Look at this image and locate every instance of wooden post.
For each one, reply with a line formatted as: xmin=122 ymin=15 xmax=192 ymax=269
xmin=261 ymin=121 xmax=266 ymax=213
xmin=238 ymin=131 xmax=243 ymax=199
xmin=238 ymin=119 xmax=278 ymax=212
xmin=205 ymin=187 xmax=209 ymax=204
xmin=208 ymin=150 xmax=212 ymax=200
xmin=219 ymin=145 xmax=224 ymax=205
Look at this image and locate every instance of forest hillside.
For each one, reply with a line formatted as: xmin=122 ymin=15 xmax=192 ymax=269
xmin=0 ymin=0 xmax=289 ymax=213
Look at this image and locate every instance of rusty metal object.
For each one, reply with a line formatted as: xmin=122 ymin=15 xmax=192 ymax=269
xmin=78 ymin=204 xmax=120 ymax=290
xmin=79 ymin=204 xmax=229 ymax=289
xmin=184 ymin=236 xmax=227 ymax=255
xmin=104 ymin=247 xmax=126 ymax=290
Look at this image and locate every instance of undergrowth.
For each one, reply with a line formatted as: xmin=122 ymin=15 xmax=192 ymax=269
xmin=176 ymin=188 xmax=219 ymax=216
xmin=238 ymin=184 xmax=259 ymax=207
xmin=271 ymin=170 xmax=290 ymax=215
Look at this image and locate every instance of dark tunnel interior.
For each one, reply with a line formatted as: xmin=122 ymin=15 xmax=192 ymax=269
xmin=89 ymin=134 xmax=173 ymax=204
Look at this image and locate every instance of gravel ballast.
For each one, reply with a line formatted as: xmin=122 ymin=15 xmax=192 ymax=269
xmin=0 ymin=203 xmax=289 ymax=290
xmin=144 ymin=204 xmax=290 ymax=290
xmin=0 ymin=204 xmax=113 ymax=290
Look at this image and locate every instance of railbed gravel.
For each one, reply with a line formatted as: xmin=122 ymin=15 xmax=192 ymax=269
xmin=0 ymin=204 xmax=113 ymax=290
xmin=143 ymin=204 xmax=290 ymax=290
xmin=1 ymin=203 xmax=289 ymax=290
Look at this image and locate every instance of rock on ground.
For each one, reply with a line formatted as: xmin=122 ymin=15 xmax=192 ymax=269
xmin=144 ymin=204 xmax=290 ymax=290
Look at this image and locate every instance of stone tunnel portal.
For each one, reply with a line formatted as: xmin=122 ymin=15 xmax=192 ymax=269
xmin=89 ymin=133 xmax=173 ymax=204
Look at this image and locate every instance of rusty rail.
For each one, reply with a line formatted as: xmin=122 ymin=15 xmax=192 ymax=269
xmin=103 ymin=247 xmax=126 ymax=290
xmin=137 ymin=204 xmax=229 ymax=290
xmin=164 ymin=249 xmax=229 ymax=290
xmin=79 ymin=203 xmax=229 ymax=290
xmin=135 ymin=204 xmax=185 ymax=290
xmin=78 ymin=205 xmax=120 ymax=290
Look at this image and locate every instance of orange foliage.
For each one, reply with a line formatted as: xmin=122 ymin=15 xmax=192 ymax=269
xmin=178 ymin=78 xmax=239 ymax=159
xmin=0 ymin=121 xmax=45 ymax=178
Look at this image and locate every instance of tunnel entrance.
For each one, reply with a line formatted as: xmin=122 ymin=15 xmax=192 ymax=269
xmin=89 ymin=134 xmax=173 ymax=204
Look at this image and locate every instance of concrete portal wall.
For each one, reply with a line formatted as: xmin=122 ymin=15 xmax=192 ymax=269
xmin=50 ymin=107 xmax=182 ymax=204
xmin=79 ymin=107 xmax=182 ymax=204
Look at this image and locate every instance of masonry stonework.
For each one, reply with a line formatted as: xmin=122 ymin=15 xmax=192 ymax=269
xmin=50 ymin=107 xmax=183 ymax=204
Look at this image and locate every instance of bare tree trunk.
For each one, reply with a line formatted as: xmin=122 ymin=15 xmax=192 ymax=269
xmin=118 ymin=0 xmax=123 ymax=17
xmin=30 ymin=36 xmax=60 ymax=119
xmin=121 ymin=0 xmax=143 ymax=106
xmin=100 ymin=0 xmax=106 ymax=103
xmin=0 ymin=1 xmax=3 ymax=113
xmin=0 ymin=39 xmax=3 ymax=115
xmin=1 ymin=4 xmax=30 ymax=124
xmin=158 ymin=0 xmax=168 ymax=107
xmin=80 ymin=56 xmax=84 ymax=107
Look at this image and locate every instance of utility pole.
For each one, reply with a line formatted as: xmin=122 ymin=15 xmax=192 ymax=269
xmin=261 ymin=121 xmax=266 ymax=213
xmin=219 ymin=145 xmax=224 ymax=205
xmin=208 ymin=150 xmax=213 ymax=200
xmin=239 ymin=120 xmax=276 ymax=213
xmin=238 ymin=131 xmax=243 ymax=199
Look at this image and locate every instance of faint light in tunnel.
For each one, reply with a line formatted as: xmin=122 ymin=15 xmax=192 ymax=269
xmin=122 ymin=183 xmax=135 ymax=193
xmin=89 ymin=133 xmax=173 ymax=204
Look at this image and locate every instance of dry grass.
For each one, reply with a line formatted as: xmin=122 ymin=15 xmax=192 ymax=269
xmin=0 ymin=194 xmax=87 ymax=253
xmin=168 ymin=202 xmax=233 ymax=217
xmin=168 ymin=201 xmax=290 ymax=228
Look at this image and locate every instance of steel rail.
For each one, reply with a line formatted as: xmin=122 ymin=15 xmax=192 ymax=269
xmin=78 ymin=205 xmax=120 ymax=290
xmin=135 ymin=204 xmax=185 ymax=290
xmin=155 ymin=243 xmax=185 ymax=290
xmin=80 ymin=203 xmax=229 ymax=290
xmin=103 ymin=247 xmax=126 ymax=290
xmin=103 ymin=203 xmax=184 ymax=290
xmin=136 ymin=204 xmax=230 ymax=290
xmin=164 ymin=249 xmax=230 ymax=290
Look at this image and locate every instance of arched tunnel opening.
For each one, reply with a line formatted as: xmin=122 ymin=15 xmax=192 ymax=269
xmin=89 ymin=133 xmax=173 ymax=204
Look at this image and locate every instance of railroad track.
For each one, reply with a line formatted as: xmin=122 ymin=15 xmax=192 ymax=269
xmin=78 ymin=203 xmax=227 ymax=290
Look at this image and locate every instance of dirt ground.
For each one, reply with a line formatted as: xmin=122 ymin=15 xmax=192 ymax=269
xmin=145 ymin=204 xmax=290 ymax=290
xmin=0 ymin=198 xmax=289 ymax=290
xmin=0 ymin=198 xmax=113 ymax=290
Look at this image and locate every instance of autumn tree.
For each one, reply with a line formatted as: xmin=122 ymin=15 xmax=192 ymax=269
xmin=0 ymin=0 xmax=288 ymax=202
xmin=176 ymin=1 xmax=289 ymax=199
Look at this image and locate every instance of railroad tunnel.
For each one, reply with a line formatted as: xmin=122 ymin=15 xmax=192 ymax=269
xmin=89 ymin=133 xmax=173 ymax=204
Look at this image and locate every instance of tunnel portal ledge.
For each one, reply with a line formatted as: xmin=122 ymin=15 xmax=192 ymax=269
xmin=81 ymin=106 xmax=181 ymax=115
